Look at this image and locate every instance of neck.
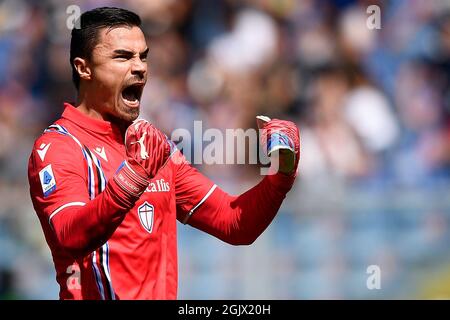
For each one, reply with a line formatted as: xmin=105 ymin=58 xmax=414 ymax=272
xmin=77 ymin=103 xmax=104 ymax=120
xmin=75 ymin=93 xmax=105 ymax=121
xmin=75 ymin=91 xmax=132 ymax=136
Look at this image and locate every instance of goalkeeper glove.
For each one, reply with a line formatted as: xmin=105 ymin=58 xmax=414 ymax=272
xmin=257 ymin=115 xmax=300 ymax=176
xmin=113 ymin=119 xmax=171 ymax=198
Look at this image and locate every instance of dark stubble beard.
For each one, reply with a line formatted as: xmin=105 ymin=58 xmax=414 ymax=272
xmin=108 ymin=105 xmax=140 ymax=134
xmin=121 ymin=105 xmax=140 ymax=122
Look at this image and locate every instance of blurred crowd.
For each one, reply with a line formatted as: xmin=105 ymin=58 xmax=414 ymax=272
xmin=1 ymin=0 xmax=450 ymax=299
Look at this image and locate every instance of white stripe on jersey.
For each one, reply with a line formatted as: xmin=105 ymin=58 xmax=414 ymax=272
xmin=84 ymin=150 xmax=96 ymax=200
xmin=48 ymin=202 xmax=86 ymax=227
xmin=102 ymin=243 xmax=115 ymax=300
xmin=182 ymin=184 xmax=217 ymax=224
xmin=92 ymin=251 xmax=106 ymax=300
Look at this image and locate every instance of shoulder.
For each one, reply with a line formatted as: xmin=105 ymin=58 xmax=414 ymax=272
xmin=28 ymin=124 xmax=85 ymax=177
xmin=33 ymin=128 xmax=81 ymax=159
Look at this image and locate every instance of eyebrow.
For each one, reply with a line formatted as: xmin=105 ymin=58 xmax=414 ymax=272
xmin=112 ymin=48 xmax=149 ymax=56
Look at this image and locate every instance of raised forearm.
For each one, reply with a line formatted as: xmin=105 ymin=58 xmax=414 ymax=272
xmin=187 ymin=173 xmax=295 ymax=245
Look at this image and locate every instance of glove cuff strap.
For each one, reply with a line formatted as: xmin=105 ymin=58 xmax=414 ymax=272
xmin=113 ymin=160 xmax=149 ymax=198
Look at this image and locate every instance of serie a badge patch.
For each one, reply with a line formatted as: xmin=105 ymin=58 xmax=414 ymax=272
xmin=39 ymin=164 xmax=56 ymax=197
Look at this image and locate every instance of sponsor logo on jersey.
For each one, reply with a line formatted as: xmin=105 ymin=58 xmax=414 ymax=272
xmin=94 ymin=146 xmax=108 ymax=161
xmin=37 ymin=143 xmax=51 ymax=162
xmin=137 ymin=202 xmax=154 ymax=234
xmin=39 ymin=164 xmax=56 ymax=197
xmin=145 ymin=178 xmax=170 ymax=193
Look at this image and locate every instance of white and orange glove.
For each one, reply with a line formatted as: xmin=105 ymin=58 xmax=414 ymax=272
xmin=113 ymin=119 xmax=171 ymax=198
xmin=257 ymin=116 xmax=300 ymax=176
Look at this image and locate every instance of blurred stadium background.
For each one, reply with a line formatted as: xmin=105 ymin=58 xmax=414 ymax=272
xmin=1 ymin=0 xmax=450 ymax=299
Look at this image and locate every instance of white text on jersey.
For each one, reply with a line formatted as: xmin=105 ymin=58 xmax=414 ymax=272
xmin=146 ymin=178 xmax=170 ymax=193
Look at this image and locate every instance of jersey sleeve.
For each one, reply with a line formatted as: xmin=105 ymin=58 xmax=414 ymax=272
xmin=172 ymin=150 xmax=216 ymax=224
xmin=172 ymin=149 xmax=296 ymax=245
xmin=28 ymin=131 xmax=89 ymax=226
xmin=29 ymin=130 xmax=145 ymax=258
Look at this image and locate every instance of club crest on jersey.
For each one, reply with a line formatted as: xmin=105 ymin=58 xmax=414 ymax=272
xmin=137 ymin=202 xmax=154 ymax=234
xmin=39 ymin=164 xmax=56 ymax=197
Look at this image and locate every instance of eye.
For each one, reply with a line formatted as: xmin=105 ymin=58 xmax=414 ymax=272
xmin=114 ymin=55 xmax=130 ymax=60
xmin=140 ymin=54 xmax=148 ymax=62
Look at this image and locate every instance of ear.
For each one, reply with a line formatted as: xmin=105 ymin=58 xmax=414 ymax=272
xmin=73 ymin=57 xmax=91 ymax=81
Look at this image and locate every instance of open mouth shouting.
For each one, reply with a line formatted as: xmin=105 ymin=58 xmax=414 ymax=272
xmin=121 ymin=81 xmax=145 ymax=108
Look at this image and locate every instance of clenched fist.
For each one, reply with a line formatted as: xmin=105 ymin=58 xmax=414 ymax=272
xmin=125 ymin=119 xmax=171 ymax=179
xmin=257 ymin=116 xmax=300 ymax=176
xmin=113 ymin=119 xmax=171 ymax=198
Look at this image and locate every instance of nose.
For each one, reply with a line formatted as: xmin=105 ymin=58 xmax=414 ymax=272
xmin=131 ymin=57 xmax=147 ymax=79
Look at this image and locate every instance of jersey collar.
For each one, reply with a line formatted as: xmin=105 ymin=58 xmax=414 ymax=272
xmin=61 ymin=103 xmax=124 ymax=141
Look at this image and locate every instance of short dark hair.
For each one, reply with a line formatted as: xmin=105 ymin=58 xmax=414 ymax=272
xmin=70 ymin=7 xmax=141 ymax=90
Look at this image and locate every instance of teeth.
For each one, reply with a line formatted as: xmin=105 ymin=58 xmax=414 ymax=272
xmin=121 ymin=83 xmax=144 ymax=106
xmin=123 ymin=97 xmax=138 ymax=103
